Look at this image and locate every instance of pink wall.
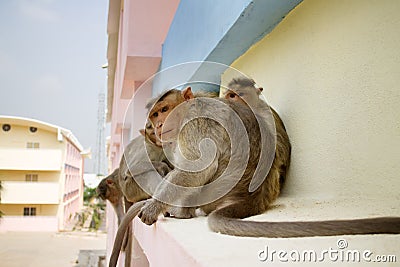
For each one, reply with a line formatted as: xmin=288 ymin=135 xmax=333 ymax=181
xmin=0 ymin=217 xmax=58 ymax=232
xmin=62 ymin=140 xmax=84 ymax=230
xmin=106 ymin=1 xmax=180 ymax=265
xmin=108 ymin=0 xmax=180 ymax=171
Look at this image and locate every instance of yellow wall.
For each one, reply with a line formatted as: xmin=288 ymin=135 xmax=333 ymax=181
xmin=0 ymin=204 xmax=58 ymax=216
xmin=223 ymin=0 xmax=400 ymax=199
xmin=0 ymin=170 xmax=60 ymax=182
xmin=0 ymin=124 xmax=63 ymax=150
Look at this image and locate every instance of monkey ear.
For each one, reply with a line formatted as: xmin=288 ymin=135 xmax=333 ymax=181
xmin=139 ymin=129 xmax=145 ymax=136
xmin=182 ymin=87 xmax=194 ymax=100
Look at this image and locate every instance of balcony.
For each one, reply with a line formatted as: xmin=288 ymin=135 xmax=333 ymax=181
xmin=0 ymin=181 xmax=60 ymax=204
xmin=0 ymin=148 xmax=62 ymax=171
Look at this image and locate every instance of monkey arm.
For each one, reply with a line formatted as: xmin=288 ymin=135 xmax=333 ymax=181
xmin=138 ymin=158 xmax=219 ymax=225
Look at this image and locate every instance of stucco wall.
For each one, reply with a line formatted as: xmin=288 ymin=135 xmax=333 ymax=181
xmin=223 ymin=0 xmax=400 ymax=200
xmin=0 ymin=124 xmax=63 ymax=150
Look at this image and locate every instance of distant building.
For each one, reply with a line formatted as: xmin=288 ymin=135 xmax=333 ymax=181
xmin=0 ymin=116 xmax=88 ymax=232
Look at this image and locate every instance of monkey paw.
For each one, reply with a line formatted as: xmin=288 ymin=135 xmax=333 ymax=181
xmin=138 ymin=199 xmax=162 ymax=225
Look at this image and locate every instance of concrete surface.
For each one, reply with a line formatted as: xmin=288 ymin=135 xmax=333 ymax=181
xmin=131 ymin=196 xmax=400 ymax=267
xmin=0 ymin=231 xmax=106 ymax=267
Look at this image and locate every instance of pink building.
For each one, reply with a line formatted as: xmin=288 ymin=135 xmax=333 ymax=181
xmin=105 ymin=0 xmax=180 ymax=265
xmin=0 ymin=116 xmax=88 ymax=232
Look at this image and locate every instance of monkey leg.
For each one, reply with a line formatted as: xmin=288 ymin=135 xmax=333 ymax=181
xmin=164 ymin=206 xmax=196 ymax=219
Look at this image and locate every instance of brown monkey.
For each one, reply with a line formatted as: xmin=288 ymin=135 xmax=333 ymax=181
xmin=223 ymin=77 xmax=291 ymax=188
xmin=139 ymin=121 xmax=159 ymax=146
xmin=96 ymin=132 xmax=171 ymax=222
xmin=110 ymin=88 xmax=400 ymax=266
xmin=97 ymin=168 xmax=125 ymax=224
xmin=140 ymin=87 xmax=400 ymax=236
xmin=109 ymin=87 xmax=400 ymax=266
xmin=98 ymin=131 xmax=171 ymax=267
xmin=118 ymin=134 xmax=171 ymax=205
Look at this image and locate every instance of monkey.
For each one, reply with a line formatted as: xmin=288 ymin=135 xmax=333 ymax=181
xmin=140 ymin=87 xmax=400 ymax=235
xmin=118 ymin=134 xmax=171 ymax=205
xmin=109 ymin=87 xmax=400 ymax=266
xmin=97 ymin=168 xmax=125 ymax=225
xmin=223 ymin=77 xmax=291 ymax=189
xmin=139 ymin=121 xmax=159 ymax=145
xmin=98 ymin=130 xmax=171 ymax=267
xmin=96 ymin=131 xmax=171 ymax=222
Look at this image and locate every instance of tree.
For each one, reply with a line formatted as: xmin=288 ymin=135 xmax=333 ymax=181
xmin=83 ymin=186 xmax=97 ymax=203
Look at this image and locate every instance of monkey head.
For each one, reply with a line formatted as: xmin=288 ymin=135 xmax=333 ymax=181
xmin=224 ymin=77 xmax=263 ymax=107
xmin=139 ymin=121 xmax=159 ymax=145
xmin=96 ymin=168 xmax=122 ymax=205
xmin=148 ymin=87 xmax=194 ymax=144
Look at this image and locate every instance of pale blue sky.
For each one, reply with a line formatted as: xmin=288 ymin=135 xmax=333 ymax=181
xmin=0 ymin=0 xmax=108 ymax=173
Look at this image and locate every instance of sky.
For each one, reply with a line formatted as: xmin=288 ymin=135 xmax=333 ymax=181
xmin=0 ymin=0 xmax=109 ymax=173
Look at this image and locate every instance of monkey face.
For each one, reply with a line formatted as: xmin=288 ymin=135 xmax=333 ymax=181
xmin=148 ymin=88 xmax=194 ymax=144
xmin=225 ymin=89 xmax=247 ymax=105
xmin=149 ymin=93 xmax=182 ymax=142
xmin=225 ymin=86 xmax=262 ymax=107
xmin=145 ymin=122 xmax=158 ymax=145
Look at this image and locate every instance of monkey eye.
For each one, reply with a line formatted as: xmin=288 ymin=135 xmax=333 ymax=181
xmin=161 ymin=106 xmax=169 ymax=113
xmin=152 ymin=112 xmax=158 ymax=118
xmin=229 ymin=93 xmax=236 ymax=98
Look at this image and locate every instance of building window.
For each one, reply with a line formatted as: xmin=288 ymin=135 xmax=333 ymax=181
xmin=25 ymin=174 xmax=38 ymax=182
xmin=2 ymin=124 xmax=11 ymax=132
xmin=29 ymin=127 xmax=38 ymax=133
xmin=27 ymin=142 xmax=40 ymax=149
xmin=23 ymin=207 xmax=36 ymax=216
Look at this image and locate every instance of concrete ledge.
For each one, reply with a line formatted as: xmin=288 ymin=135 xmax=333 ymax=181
xmin=131 ymin=196 xmax=399 ymax=266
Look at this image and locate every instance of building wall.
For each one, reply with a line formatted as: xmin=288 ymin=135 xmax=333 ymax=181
xmin=0 ymin=204 xmax=58 ymax=216
xmin=60 ymin=139 xmax=84 ymax=230
xmin=0 ymin=117 xmax=85 ymax=232
xmin=222 ymin=0 xmax=400 ymax=199
xmin=0 ymin=124 xmax=63 ymax=150
xmin=154 ymin=0 xmax=302 ymax=94
xmin=0 ymin=170 xmax=59 ymax=182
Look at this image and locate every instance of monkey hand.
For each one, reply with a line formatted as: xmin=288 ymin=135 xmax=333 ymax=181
xmin=138 ymin=199 xmax=163 ymax=225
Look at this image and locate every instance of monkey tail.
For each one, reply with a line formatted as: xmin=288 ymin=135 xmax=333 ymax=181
xmin=208 ymin=203 xmax=400 ymax=237
xmin=109 ymin=200 xmax=147 ymax=267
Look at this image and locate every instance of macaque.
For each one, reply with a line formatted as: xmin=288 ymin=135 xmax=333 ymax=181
xmin=144 ymin=87 xmax=399 ymax=235
xmin=96 ymin=132 xmax=171 ymax=222
xmin=98 ymin=130 xmax=171 ymax=267
xmin=97 ymin=168 xmax=125 ymax=224
xmin=118 ymin=134 xmax=171 ymax=205
xmin=140 ymin=121 xmax=161 ymax=146
xmin=223 ymin=77 xmax=291 ymax=188
xmin=109 ymin=86 xmax=400 ymax=266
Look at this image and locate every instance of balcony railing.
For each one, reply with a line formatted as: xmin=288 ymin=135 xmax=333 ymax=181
xmin=0 ymin=181 xmax=60 ymax=204
xmin=0 ymin=148 xmax=62 ymax=171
